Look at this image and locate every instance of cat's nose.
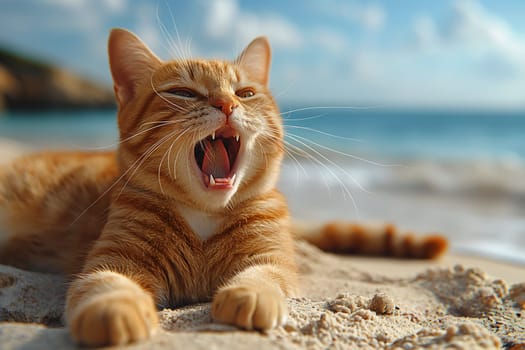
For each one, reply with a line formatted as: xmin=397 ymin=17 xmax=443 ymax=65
xmin=211 ymin=98 xmax=238 ymax=117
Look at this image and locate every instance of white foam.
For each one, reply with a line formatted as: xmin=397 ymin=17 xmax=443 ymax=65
xmin=281 ymin=156 xmax=525 ymax=198
xmin=279 ymin=157 xmax=525 ymax=267
xmin=456 ymin=243 xmax=525 ymax=265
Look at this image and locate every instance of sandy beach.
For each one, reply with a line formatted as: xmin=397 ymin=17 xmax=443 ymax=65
xmin=1 ymin=138 xmax=524 ymax=349
xmin=1 ymin=242 xmax=524 ymax=349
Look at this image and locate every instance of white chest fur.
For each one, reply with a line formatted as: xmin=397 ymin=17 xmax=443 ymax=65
xmin=176 ymin=204 xmax=223 ymax=240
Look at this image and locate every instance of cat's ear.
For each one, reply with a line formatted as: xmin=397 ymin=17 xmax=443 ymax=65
xmin=108 ymin=28 xmax=162 ymax=107
xmin=235 ymin=37 xmax=271 ymax=86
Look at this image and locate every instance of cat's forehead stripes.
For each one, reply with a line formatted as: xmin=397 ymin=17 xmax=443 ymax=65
xmin=156 ymin=60 xmax=242 ymax=92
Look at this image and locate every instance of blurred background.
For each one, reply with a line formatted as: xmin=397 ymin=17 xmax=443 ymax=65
xmin=0 ymin=0 xmax=524 ymax=263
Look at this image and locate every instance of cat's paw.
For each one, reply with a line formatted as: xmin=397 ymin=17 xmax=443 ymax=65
xmin=211 ymin=286 xmax=287 ymax=330
xmin=69 ymin=290 xmax=158 ymax=347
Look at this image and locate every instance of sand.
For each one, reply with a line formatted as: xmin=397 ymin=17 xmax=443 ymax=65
xmin=1 ymin=137 xmax=524 ymax=349
xmin=1 ymin=242 xmax=524 ymax=349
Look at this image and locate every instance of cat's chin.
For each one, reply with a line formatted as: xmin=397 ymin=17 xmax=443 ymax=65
xmin=186 ymin=172 xmax=244 ymax=212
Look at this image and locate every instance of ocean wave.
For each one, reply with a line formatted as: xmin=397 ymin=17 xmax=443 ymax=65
xmin=281 ymin=155 xmax=525 ymax=199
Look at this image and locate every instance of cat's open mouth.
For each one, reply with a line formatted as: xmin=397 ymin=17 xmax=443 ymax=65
xmin=194 ymin=126 xmax=241 ymax=190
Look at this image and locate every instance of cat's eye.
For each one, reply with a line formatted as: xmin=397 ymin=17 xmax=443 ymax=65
xmin=167 ymin=88 xmax=197 ymax=98
xmin=235 ymin=88 xmax=256 ymax=98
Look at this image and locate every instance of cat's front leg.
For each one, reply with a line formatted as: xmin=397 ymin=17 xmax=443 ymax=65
xmin=211 ymin=264 xmax=297 ymax=330
xmin=65 ymin=270 xmax=159 ymax=347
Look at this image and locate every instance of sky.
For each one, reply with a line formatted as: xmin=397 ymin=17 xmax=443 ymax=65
xmin=1 ymin=0 xmax=524 ymax=109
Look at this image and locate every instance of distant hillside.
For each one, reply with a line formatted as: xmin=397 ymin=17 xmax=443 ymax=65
xmin=0 ymin=47 xmax=115 ymax=111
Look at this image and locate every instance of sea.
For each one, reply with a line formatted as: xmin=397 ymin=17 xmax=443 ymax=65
xmin=1 ymin=107 xmax=524 ymax=265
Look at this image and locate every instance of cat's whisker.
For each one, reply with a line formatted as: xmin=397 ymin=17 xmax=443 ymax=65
xmin=81 ymin=114 xmax=176 ymax=150
xmin=158 ymin=127 xmax=191 ymax=193
xmin=271 ymin=78 xmax=297 ymax=100
xmin=285 ymin=133 xmax=360 ymax=214
xmin=184 ymin=36 xmax=194 ymax=62
xmin=117 ymin=129 xmax=180 ymax=199
xmin=187 ymin=130 xmax=202 ymax=180
xmin=155 ymin=7 xmax=178 ymax=60
xmin=71 ymin=132 xmax=172 ymax=225
xmin=166 ymin=137 xmax=176 ymax=179
xmin=157 ymin=137 xmax=175 ymax=195
xmin=185 ymin=151 xmax=192 ymax=192
xmin=244 ymin=98 xmax=266 ymax=113
xmin=138 ymin=120 xmax=182 ymax=128
xmin=167 ymin=3 xmax=192 ymax=61
xmin=280 ymin=140 xmax=309 ymax=179
xmin=69 ymin=142 xmax=162 ymax=226
xmin=171 ymin=137 xmax=188 ymax=181
xmin=281 ymin=105 xmax=384 ymax=117
xmin=288 ymin=132 xmax=398 ymax=168
xmin=284 ymin=125 xmax=365 ymax=143
xmin=156 ymin=1 xmax=187 ymax=61
xmin=256 ymin=127 xmax=322 ymax=191
xmin=84 ymin=128 xmax=177 ymax=225
xmin=166 ymin=128 xmax=192 ymax=180
xmin=282 ymin=113 xmax=331 ymax=122
xmin=265 ymin=121 xmax=395 ymax=176
xmin=150 ymin=76 xmax=193 ymax=113
xmin=257 ymin=129 xmax=285 ymax=150
xmin=282 ymin=140 xmax=335 ymax=198
xmin=286 ymin=133 xmax=371 ymax=194
xmin=255 ymin=139 xmax=270 ymax=171
xmin=149 ymin=81 xmax=193 ymax=111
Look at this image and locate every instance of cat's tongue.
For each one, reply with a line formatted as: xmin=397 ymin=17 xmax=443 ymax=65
xmin=202 ymin=139 xmax=230 ymax=178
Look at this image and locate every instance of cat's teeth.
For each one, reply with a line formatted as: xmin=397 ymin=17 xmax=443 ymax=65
xmin=211 ymin=131 xmax=216 ymax=140
xmin=209 ymin=174 xmax=216 ymax=186
xmin=230 ymin=173 xmax=237 ymax=184
xmin=235 ymin=134 xmax=240 ymax=142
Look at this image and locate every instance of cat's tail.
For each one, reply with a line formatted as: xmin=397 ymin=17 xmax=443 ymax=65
xmin=291 ymin=220 xmax=448 ymax=259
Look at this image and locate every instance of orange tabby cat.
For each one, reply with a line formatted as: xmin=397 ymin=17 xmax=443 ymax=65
xmin=0 ymin=29 xmax=447 ymax=346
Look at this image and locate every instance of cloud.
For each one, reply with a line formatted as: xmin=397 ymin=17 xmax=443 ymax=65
xmin=413 ymin=0 xmax=525 ymax=75
xmin=133 ymin=3 xmax=165 ymax=56
xmin=205 ymin=0 xmax=238 ymax=39
xmin=104 ymin=0 xmax=126 ymax=13
xmin=413 ymin=15 xmax=439 ymax=48
xmin=449 ymin=0 xmax=525 ymax=64
xmin=204 ymin=0 xmax=303 ymax=49
xmin=2 ymin=0 xmax=523 ymax=108
xmin=311 ymin=28 xmax=348 ymax=53
xmin=42 ymin=0 xmax=127 ymax=19
xmin=285 ymin=0 xmax=525 ymax=108
xmin=347 ymin=3 xmax=386 ymax=31
xmin=310 ymin=1 xmax=386 ymax=32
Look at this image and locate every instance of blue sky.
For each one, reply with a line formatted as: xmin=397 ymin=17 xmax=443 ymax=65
xmin=1 ymin=0 xmax=524 ymax=108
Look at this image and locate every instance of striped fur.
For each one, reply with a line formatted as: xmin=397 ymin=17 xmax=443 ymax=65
xmin=0 ymin=29 xmax=447 ymax=346
xmin=292 ymin=221 xmax=447 ymax=259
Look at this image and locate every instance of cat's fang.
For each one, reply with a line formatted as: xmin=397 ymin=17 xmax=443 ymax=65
xmin=205 ymin=173 xmax=236 ymax=190
xmin=235 ymin=134 xmax=240 ymax=142
xmin=212 ymin=131 xmax=216 ymax=141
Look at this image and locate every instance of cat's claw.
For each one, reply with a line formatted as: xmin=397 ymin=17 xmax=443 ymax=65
xmin=211 ymin=286 xmax=287 ymax=330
